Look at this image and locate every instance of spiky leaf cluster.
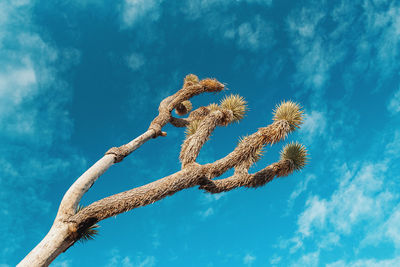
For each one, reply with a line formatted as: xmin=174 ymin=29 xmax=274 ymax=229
xmin=75 ymin=205 xmax=100 ymax=242
xmin=185 ymin=119 xmax=201 ymax=136
xmin=273 ymin=101 xmax=304 ymax=131
xmin=280 ymin=142 xmax=308 ymax=171
xmin=207 ymin=103 xmax=220 ymax=111
xmin=220 ymin=94 xmax=247 ymax=122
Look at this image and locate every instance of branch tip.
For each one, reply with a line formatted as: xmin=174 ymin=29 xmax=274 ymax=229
xmin=280 ymin=142 xmax=308 ymax=171
xmin=273 ymin=100 xmax=304 ymax=131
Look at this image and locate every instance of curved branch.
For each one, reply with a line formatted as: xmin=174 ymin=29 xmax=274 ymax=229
xmin=170 ymin=116 xmax=190 ymax=127
xmin=204 ymin=120 xmax=291 ymax=178
xmin=70 ymin=166 xmax=201 ymax=230
xmin=199 ymin=159 xmax=294 ymax=193
xmin=149 ymin=79 xmax=224 ymax=137
xmin=56 ymin=130 xmax=156 ymax=221
xmin=57 ymin=77 xmax=225 ymax=220
xmin=180 ymin=109 xmax=232 ymax=167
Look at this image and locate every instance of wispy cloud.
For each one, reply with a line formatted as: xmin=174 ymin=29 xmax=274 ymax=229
xmin=287 ymin=4 xmax=346 ymax=95
xmin=279 ymin=126 xmax=400 ymax=264
xmin=126 ymin=52 xmax=145 ymax=71
xmin=388 ymin=87 xmax=400 ymax=114
xmin=299 ymin=110 xmax=327 ymax=143
xmin=287 ymin=174 xmax=316 ymax=208
xmin=289 ymin=0 xmax=400 ymax=99
xmin=106 ymin=249 xmax=156 ymax=267
xmin=121 ymin=0 xmax=163 ymax=28
xmin=243 ymin=253 xmax=256 ymax=266
xmin=0 ymin=0 xmax=85 ymax=261
xmin=198 ymin=207 xmax=214 ymax=219
xmin=181 ymin=2 xmax=274 ymax=52
xmin=327 ymin=256 xmax=400 ymax=267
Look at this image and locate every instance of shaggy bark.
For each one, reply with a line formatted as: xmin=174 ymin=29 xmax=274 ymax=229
xmin=18 ymin=75 xmax=307 ymax=267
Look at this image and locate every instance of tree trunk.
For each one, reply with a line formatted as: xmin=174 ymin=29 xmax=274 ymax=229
xmin=17 ymin=222 xmax=74 ymax=267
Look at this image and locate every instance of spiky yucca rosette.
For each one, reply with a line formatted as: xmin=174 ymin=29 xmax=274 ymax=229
xmin=185 ymin=119 xmax=201 ymax=136
xmin=184 ymin=94 xmax=247 ymax=136
xmin=75 ymin=205 xmax=99 ymax=243
xmin=273 ymin=101 xmax=304 ymax=131
xmin=207 ymin=103 xmax=220 ymax=111
xmin=280 ymin=142 xmax=308 ymax=171
xmin=220 ymin=94 xmax=247 ymax=122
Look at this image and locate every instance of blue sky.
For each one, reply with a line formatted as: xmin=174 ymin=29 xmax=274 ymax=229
xmin=1 ymin=0 xmax=400 ymax=266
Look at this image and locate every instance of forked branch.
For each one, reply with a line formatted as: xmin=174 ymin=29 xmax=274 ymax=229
xmin=18 ymin=74 xmax=308 ymax=267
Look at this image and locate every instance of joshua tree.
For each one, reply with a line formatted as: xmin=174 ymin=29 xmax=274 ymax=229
xmin=18 ymin=75 xmax=308 ymax=266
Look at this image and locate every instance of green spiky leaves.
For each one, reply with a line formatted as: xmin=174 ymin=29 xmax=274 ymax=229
xmin=220 ymin=94 xmax=247 ymax=122
xmin=207 ymin=103 xmax=220 ymax=111
xmin=185 ymin=119 xmax=201 ymax=136
xmin=75 ymin=205 xmax=99 ymax=243
xmin=78 ymin=224 xmax=99 ymax=243
xmin=273 ymin=101 xmax=304 ymax=131
xmin=280 ymin=142 xmax=308 ymax=171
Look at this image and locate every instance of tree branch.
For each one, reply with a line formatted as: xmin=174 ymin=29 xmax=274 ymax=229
xmin=69 ymin=166 xmax=201 ymax=230
xmin=199 ymin=159 xmax=294 ymax=193
xmin=204 ymin=120 xmax=291 ymax=178
xmin=56 ymin=76 xmax=225 ymax=220
xmin=170 ymin=116 xmax=190 ymax=127
xmin=18 ymin=74 xmax=308 ymax=267
xmin=180 ymin=109 xmax=232 ymax=167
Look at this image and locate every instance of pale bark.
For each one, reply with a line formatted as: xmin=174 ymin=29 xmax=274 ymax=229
xmin=18 ymin=223 xmax=73 ymax=267
xmin=17 ymin=130 xmax=156 ymax=267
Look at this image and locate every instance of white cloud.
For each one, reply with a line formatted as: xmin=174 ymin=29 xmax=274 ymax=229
xmin=384 ymin=207 xmax=400 ymax=248
xmin=0 ymin=0 xmax=84 ymax=261
xmin=300 ymin=111 xmax=326 ymax=142
xmin=270 ymin=254 xmax=281 ymax=265
xmin=361 ymin=1 xmax=400 ymax=83
xmin=388 ymin=88 xmax=400 ymax=114
xmin=287 ymin=5 xmax=346 ymax=93
xmin=181 ymin=3 xmax=274 ymax=52
xmin=291 ymin=250 xmax=319 ymax=267
xmin=298 ymin=196 xmax=327 ymax=237
xmin=183 ymin=0 xmax=273 ymax=20
xmin=294 ymin=161 xmax=391 ymax=244
xmin=126 ymin=53 xmax=145 ymax=71
xmin=384 ymin=130 xmax=400 ymax=157
xmin=52 ymin=259 xmax=71 ymax=267
xmin=235 ymin=16 xmax=274 ymax=51
xmin=362 ymin=203 xmax=400 ymax=250
xmin=137 ymin=256 xmax=156 ymax=267
xmin=280 ymin=126 xmax=400 ymax=262
xmin=327 ymin=256 xmax=400 ymax=267
xmin=288 ymin=174 xmax=316 ymax=207
xmin=121 ymin=0 xmax=163 ymax=27
xmin=199 ymin=207 xmax=214 ymax=219
xmin=106 ymin=250 xmax=156 ymax=267
xmin=243 ymin=253 xmax=256 ymax=266
xmin=201 ymin=192 xmax=226 ymax=204
xmin=289 ymin=0 xmax=400 ymax=98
